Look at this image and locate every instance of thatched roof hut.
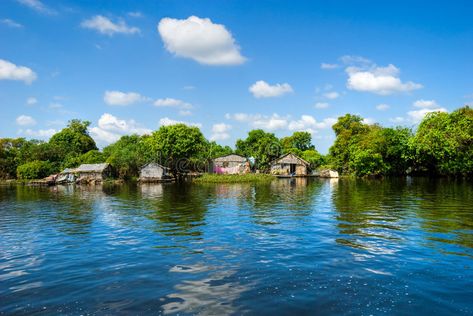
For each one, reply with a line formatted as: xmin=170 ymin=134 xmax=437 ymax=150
xmin=75 ymin=163 xmax=113 ymax=183
xmin=270 ymin=153 xmax=309 ymax=176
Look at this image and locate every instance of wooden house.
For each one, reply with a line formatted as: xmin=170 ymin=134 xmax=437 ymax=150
xmin=270 ymin=153 xmax=310 ymax=176
xmin=212 ymin=154 xmax=250 ymax=174
xmin=75 ymin=163 xmax=113 ymax=183
xmin=139 ymin=163 xmax=173 ymax=182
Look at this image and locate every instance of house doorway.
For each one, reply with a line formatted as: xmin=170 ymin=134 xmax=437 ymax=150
xmin=290 ymin=164 xmax=296 ymax=174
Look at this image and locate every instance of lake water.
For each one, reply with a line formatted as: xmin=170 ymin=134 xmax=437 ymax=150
xmin=0 ymin=178 xmax=472 ymax=315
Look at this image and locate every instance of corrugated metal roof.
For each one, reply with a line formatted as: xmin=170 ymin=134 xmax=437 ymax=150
xmin=213 ymin=154 xmax=247 ymax=162
xmin=75 ymin=163 xmax=110 ymax=172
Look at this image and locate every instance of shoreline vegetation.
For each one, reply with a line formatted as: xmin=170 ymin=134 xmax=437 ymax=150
xmin=1 ymin=106 xmax=472 ymax=183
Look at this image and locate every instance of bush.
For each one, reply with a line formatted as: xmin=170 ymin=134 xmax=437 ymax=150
xmin=16 ymin=160 xmax=54 ymax=179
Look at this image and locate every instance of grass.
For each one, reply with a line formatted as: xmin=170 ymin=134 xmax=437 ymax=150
xmin=193 ymin=173 xmax=275 ymax=183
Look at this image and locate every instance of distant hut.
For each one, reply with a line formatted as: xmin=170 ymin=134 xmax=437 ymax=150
xmin=56 ymin=168 xmax=77 ymax=184
xmin=139 ymin=163 xmax=173 ymax=183
xmin=75 ymin=163 xmax=113 ymax=183
xmin=270 ymin=153 xmax=310 ymax=176
xmin=212 ymin=154 xmax=250 ymax=174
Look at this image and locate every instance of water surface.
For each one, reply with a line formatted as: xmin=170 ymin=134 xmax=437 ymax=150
xmin=0 ymin=178 xmax=472 ymax=315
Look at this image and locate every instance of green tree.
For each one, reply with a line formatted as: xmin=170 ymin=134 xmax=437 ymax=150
xmin=207 ymin=141 xmax=233 ymax=159
xmin=103 ymin=135 xmax=153 ymax=179
xmin=145 ymin=124 xmax=207 ymax=177
xmin=301 ymin=149 xmax=325 ymax=169
xmin=63 ymin=150 xmax=105 ymax=169
xmin=49 ymin=119 xmax=97 ymax=161
xmin=235 ymin=129 xmax=281 ymax=171
xmin=329 ymin=114 xmax=370 ymax=173
xmin=16 ymin=160 xmax=54 ymax=179
xmin=281 ymin=131 xmax=314 ymax=152
xmin=413 ymin=106 xmax=473 ymax=175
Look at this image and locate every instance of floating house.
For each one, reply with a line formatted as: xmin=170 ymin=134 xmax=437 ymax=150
xmin=139 ymin=163 xmax=173 ymax=183
xmin=56 ymin=168 xmax=77 ymax=184
xmin=75 ymin=163 xmax=113 ymax=183
xmin=270 ymin=153 xmax=310 ymax=176
xmin=212 ymin=154 xmax=250 ymax=174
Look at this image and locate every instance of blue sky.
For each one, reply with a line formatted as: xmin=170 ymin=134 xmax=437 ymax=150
xmin=1 ymin=0 xmax=472 ymax=153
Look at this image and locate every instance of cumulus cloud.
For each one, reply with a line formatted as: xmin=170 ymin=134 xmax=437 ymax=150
xmin=346 ymin=63 xmax=422 ymax=95
xmin=26 ymin=97 xmax=37 ymax=105
xmin=90 ymin=113 xmax=151 ymax=144
xmin=128 ymin=11 xmax=143 ymax=18
xmin=321 ymin=63 xmax=339 ymax=70
xmin=154 ymin=98 xmax=192 ymax=110
xmin=104 ymin=90 xmax=148 ymax=106
xmin=16 ymin=0 xmax=55 ymax=15
xmin=0 ymin=59 xmax=37 ymax=84
xmin=389 ymin=117 xmax=405 ymax=124
xmin=16 ymin=115 xmax=36 ymax=126
xmin=288 ymin=115 xmax=337 ymax=133
xmin=210 ymin=123 xmax=231 ymax=141
xmin=413 ymin=99 xmax=439 ymax=108
xmin=18 ymin=128 xmax=56 ymax=139
xmin=376 ymin=104 xmax=390 ymax=111
xmin=407 ymin=108 xmax=447 ymax=123
xmin=323 ymin=91 xmax=340 ymax=99
xmin=159 ymin=117 xmax=202 ymax=128
xmin=249 ymin=80 xmax=293 ymax=98
xmin=314 ymin=102 xmax=329 ymax=109
xmin=226 ymin=113 xmax=335 ymax=133
xmin=158 ymin=16 xmax=245 ymax=65
xmin=81 ymin=15 xmax=140 ymax=36
xmin=1 ymin=18 xmax=23 ymax=28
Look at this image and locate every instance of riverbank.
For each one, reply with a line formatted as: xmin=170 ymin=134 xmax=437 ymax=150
xmin=193 ymin=173 xmax=275 ymax=183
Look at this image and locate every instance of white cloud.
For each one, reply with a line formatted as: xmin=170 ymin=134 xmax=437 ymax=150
xmin=314 ymin=102 xmax=329 ymax=109
xmin=413 ymin=99 xmax=439 ymax=108
xmin=26 ymin=97 xmax=37 ymax=105
xmin=407 ymin=108 xmax=447 ymax=123
xmin=104 ymin=90 xmax=147 ymax=106
xmin=16 ymin=0 xmax=55 ymax=15
xmin=49 ymin=102 xmax=63 ymax=109
xmin=0 ymin=59 xmax=37 ymax=84
xmin=389 ymin=117 xmax=405 ymax=124
xmin=320 ymin=63 xmax=339 ymax=70
xmin=157 ymin=16 xmax=245 ymax=65
xmin=210 ymin=123 xmax=231 ymax=141
xmin=226 ymin=113 xmax=335 ymax=133
xmin=1 ymin=18 xmax=23 ymax=28
xmin=154 ymin=98 xmax=192 ymax=109
xmin=81 ymin=15 xmax=140 ymax=36
xmin=128 ymin=11 xmax=143 ymax=18
xmin=340 ymin=55 xmax=372 ymax=66
xmin=363 ymin=118 xmax=376 ymax=125
xmin=376 ymin=104 xmax=390 ymax=111
xmin=90 ymin=113 xmax=152 ymax=144
xmin=16 ymin=115 xmax=36 ymax=126
xmin=226 ymin=113 xmax=288 ymax=130
xmin=179 ymin=110 xmax=192 ymax=116
xmin=323 ymin=91 xmax=339 ymax=99
xmin=288 ymin=115 xmax=337 ymax=133
xmin=18 ymin=128 xmax=56 ymax=139
xmin=159 ymin=117 xmax=202 ymax=128
xmin=249 ymin=80 xmax=293 ymax=98
xmin=346 ymin=63 xmax=422 ymax=95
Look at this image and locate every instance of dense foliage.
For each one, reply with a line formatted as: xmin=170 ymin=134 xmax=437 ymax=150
xmin=16 ymin=160 xmax=54 ymax=180
xmin=235 ymin=129 xmax=281 ymax=171
xmin=1 ymin=106 xmax=471 ymax=180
